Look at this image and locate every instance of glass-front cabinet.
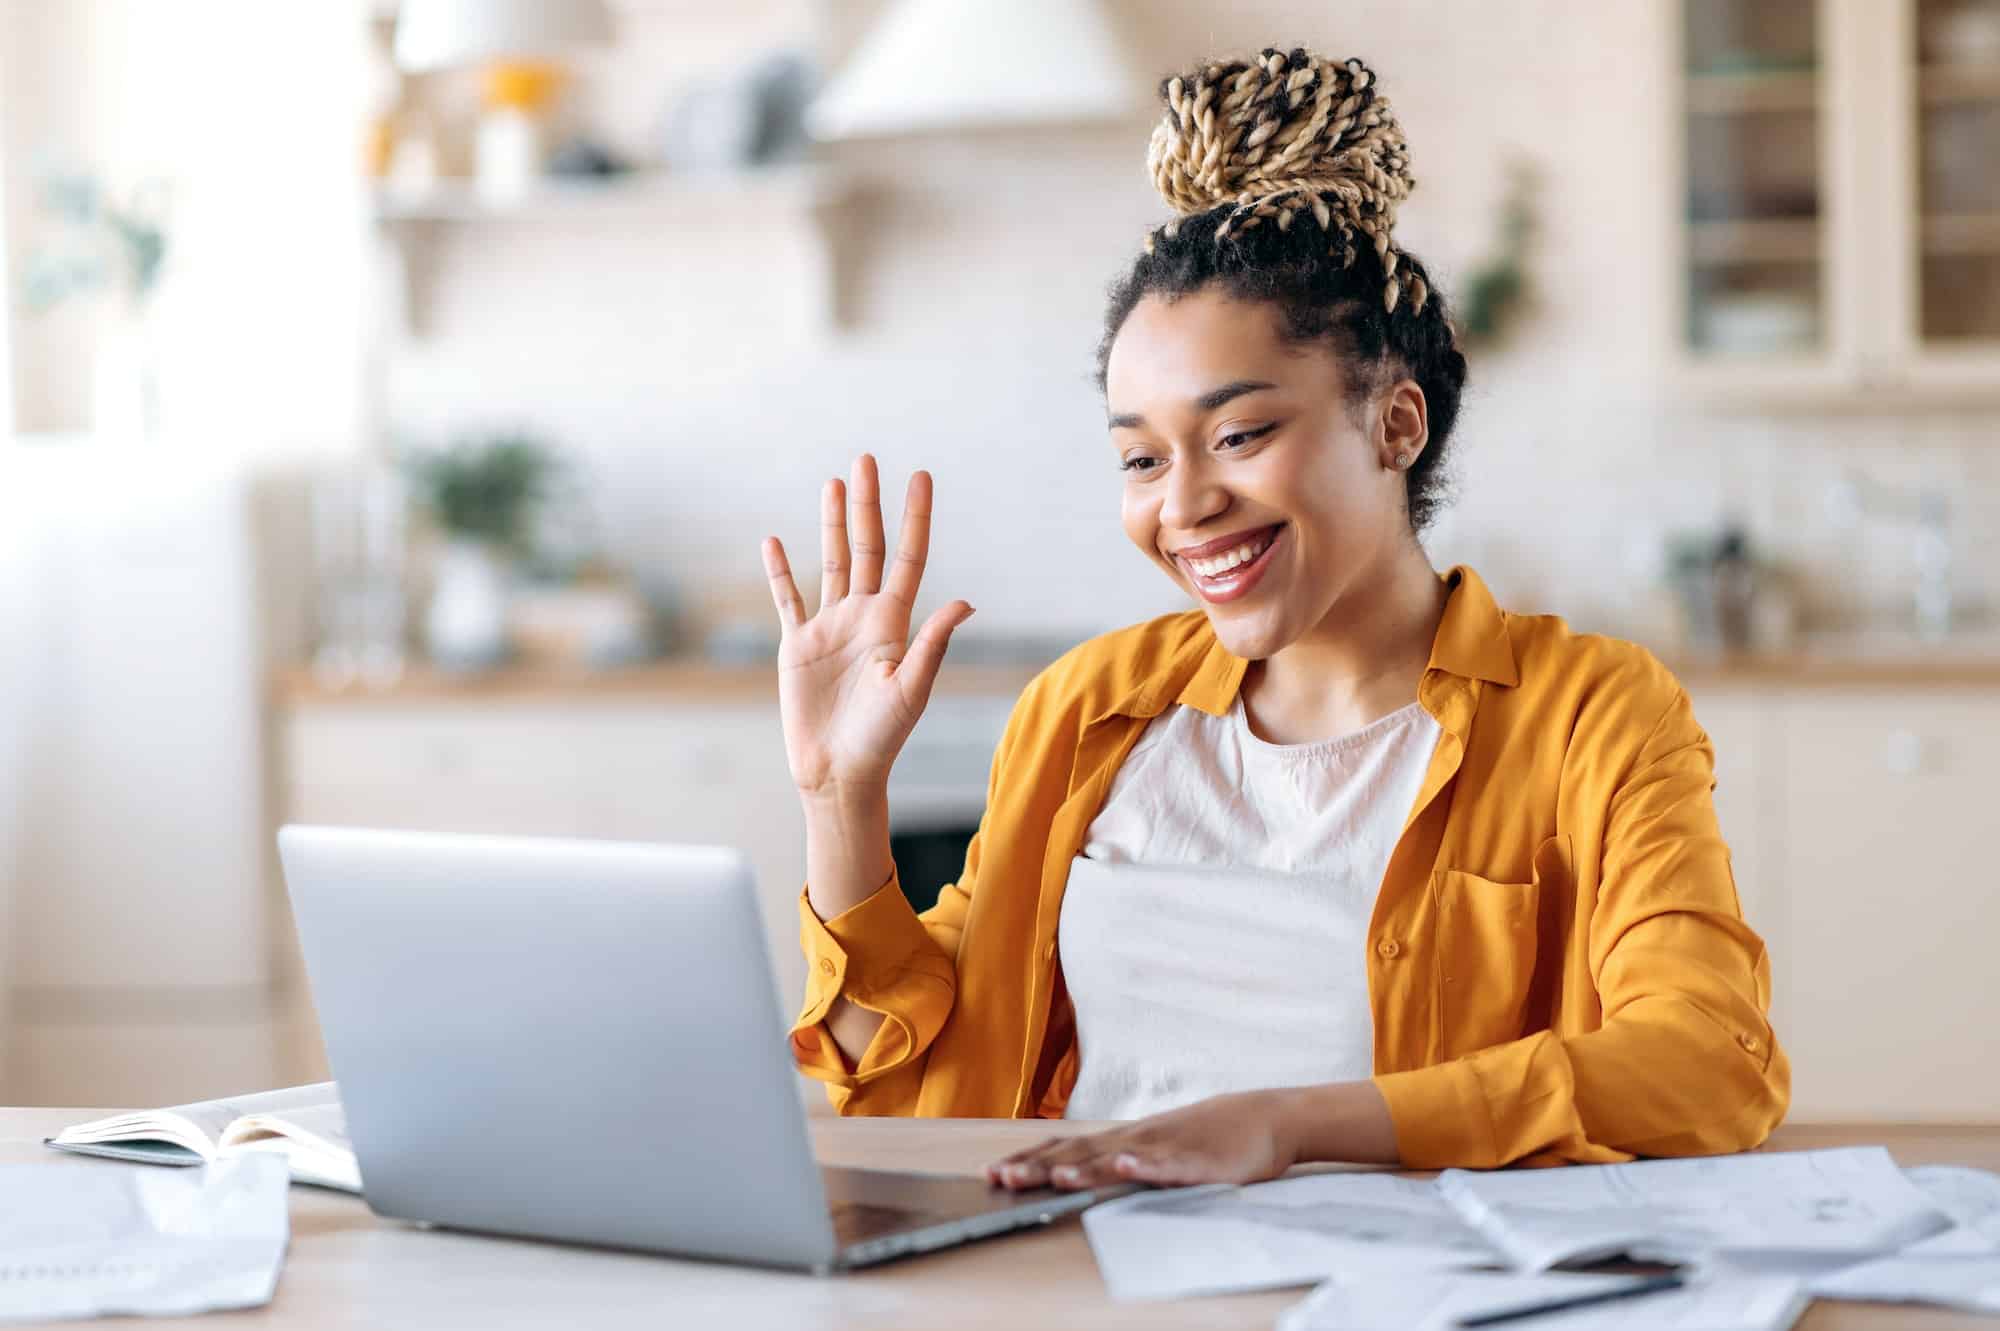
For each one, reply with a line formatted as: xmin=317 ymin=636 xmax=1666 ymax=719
xmin=1675 ymin=0 xmax=2000 ymax=404
xmin=1682 ymin=0 xmax=1825 ymax=361
xmin=1915 ymin=0 xmax=2000 ymax=347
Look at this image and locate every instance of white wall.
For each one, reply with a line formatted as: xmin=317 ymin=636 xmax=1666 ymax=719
xmin=376 ymin=0 xmax=1999 ymax=641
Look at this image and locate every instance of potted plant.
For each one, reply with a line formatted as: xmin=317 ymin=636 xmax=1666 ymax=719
xmin=22 ymin=166 xmax=172 ymax=437
xmin=404 ymin=434 xmax=556 ymax=670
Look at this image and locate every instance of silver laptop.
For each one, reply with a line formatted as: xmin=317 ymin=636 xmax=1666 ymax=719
xmin=277 ymin=825 xmax=1129 ymax=1271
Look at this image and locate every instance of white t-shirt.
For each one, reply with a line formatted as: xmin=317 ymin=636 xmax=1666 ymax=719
xmin=1059 ymin=693 xmax=1442 ymax=1120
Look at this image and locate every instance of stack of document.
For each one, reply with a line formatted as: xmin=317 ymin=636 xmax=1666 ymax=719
xmin=1082 ymin=1146 xmax=2000 ymax=1325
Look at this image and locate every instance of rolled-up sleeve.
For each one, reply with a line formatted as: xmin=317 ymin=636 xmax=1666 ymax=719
xmin=790 ymin=866 xmax=958 ymax=1095
xmin=1375 ymin=688 xmax=1790 ymax=1168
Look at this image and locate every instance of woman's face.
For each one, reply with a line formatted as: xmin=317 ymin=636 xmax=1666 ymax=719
xmin=1104 ymin=286 xmax=1422 ymax=662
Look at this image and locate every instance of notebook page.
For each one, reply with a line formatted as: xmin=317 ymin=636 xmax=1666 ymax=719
xmin=53 ymin=1082 xmax=341 ymax=1158
xmin=220 ymin=1101 xmax=359 ymax=1193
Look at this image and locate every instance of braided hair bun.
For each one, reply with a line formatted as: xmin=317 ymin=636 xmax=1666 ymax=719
xmin=1100 ymin=46 xmax=1467 ymax=531
xmin=1145 ymin=49 xmax=1423 ymax=315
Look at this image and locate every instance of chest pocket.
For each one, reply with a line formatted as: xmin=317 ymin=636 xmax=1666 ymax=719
xmin=1433 ymin=836 xmax=1568 ymax=1058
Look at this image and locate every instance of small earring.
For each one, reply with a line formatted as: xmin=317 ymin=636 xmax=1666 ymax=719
xmin=1394 ymin=452 xmax=1414 ymax=470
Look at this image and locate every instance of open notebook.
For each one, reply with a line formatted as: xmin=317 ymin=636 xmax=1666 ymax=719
xmin=45 ymin=1083 xmax=358 ymax=1194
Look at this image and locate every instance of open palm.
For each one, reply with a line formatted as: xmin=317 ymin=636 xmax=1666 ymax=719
xmin=762 ymin=455 xmax=974 ymax=799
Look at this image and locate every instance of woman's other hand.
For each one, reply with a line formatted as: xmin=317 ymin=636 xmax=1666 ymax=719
xmin=763 ymin=454 xmax=975 ymax=804
xmin=984 ymin=1082 xmax=1398 ymax=1191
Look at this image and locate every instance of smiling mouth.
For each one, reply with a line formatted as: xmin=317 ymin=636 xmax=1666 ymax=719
xmin=1175 ymin=523 xmax=1285 ymax=604
xmin=1180 ymin=525 xmax=1280 ymax=576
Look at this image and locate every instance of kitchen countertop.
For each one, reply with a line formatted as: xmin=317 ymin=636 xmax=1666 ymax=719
xmin=273 ymin=640 xmax=2000 ymax=706
xmin=272 ymin=659 xmax=1049 ymax=705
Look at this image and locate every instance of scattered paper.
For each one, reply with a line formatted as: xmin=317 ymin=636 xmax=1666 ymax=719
xmin=1081 ymin=1170 xmax=1497 ymax=1301
xmin=1901 ymin=1165 xmax=2000 ymax=1254
xmin=0 ymin=1155 xmax=289 ymax=1323
xmin=1434 ymin=1147 xmax=1950 ymax=1271
xmin=1279 ymin=1269 xmax=1810 ymax=1331
xmin=1807 ymin=1164 xmax=2000 ymax=1313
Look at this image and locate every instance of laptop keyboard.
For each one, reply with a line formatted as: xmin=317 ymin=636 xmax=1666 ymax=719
xmin=830 ymin=1201 xmax=933 ymax=1245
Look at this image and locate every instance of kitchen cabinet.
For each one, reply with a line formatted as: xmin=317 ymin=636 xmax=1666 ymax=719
xmin=277 ymin=700 xmax=807 ymax=1085
xmin=1691 ymin=680 xmax=2000 ymax=1121
xmin=1673 ymin=0 xmax=2000 ymax=405
xmin=1775 ymin=689 xmax=2000 ymax=1120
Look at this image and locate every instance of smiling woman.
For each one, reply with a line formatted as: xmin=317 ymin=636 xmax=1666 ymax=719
xmin=762 ymin=47 xmax=1787 ymax=1190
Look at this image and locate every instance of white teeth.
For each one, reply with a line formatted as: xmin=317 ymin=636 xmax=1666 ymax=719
xmin=1187 ymin=533 xmax=1272 ymax=578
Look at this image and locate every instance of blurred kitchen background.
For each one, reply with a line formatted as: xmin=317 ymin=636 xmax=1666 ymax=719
xmin=1 ymin=0 xmax=1997 ymax=1120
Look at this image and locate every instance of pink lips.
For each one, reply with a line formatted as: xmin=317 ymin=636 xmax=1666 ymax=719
xmin=1177 ymin=524 xmax=1285 ymax=605
xmin=1173 ymin=523 xmax=1283 ymax=560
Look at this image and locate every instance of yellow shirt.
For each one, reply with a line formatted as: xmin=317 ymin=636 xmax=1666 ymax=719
xmin=789 ymin=566 xmax=1789 ymax=1168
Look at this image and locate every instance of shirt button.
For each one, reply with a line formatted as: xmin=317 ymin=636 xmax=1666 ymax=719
xmin=1376 ymin=938 xmax=1403 ymax=960
xmin=819 ymin=958 xmax=837 ymax=976
xmin=1738 ymin=1032 xmax=1760 ymax=1053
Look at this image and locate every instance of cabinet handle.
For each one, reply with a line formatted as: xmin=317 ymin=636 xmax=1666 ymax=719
xmin=1884 ymin=729 xmax=1924 ymax=777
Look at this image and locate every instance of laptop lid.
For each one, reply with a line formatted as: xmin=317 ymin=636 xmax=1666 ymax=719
xmin=278 ymin=825 xmax=840 ymax=1270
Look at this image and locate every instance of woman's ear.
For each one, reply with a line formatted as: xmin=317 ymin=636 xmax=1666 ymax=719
xmin=1378 ymin=378 xmax=1430 ymax=472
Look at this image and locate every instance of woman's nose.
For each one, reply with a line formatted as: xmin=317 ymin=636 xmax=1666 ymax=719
xmin=1159 ymin=457 xmax=1228 ymax=533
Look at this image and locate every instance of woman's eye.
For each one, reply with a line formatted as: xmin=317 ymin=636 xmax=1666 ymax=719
xmin=1219 ymin=424 xmax=1275 ymax=451
xmin=1119 ymin=455 xmax=1162 ymax=473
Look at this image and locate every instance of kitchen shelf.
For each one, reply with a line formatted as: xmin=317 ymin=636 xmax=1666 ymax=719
xmin=369 ymin=164 xmax=848 ymax=223
xmin=1688 ymin=217 xmax=1821 ymax=264
xmin=1684 ymin=69 xmax=1818 ymax=114
xmin=1919 ymin=62 xmax=2000 ymax=103
xmin=370 ymin=164 xmax=852 ymax=337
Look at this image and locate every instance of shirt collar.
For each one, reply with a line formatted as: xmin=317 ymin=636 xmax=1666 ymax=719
xmin=1114 ymin=564 xmax=1517 ymax=723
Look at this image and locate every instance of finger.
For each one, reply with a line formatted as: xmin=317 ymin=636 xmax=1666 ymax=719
xmin=989 ymin=1136 xmax=1107 ymax=1190
xmin=986 ymin=1135 xmax=1072 ymax=1179
xmin=1048 ymin=1153 xmax=1131 ymax=1191
xmin=818 ymin=478 xmax=849 ymax=610
xmin=761 ymin=536 xmax=807 ymax=630
xmin=881 ymin=469 xmax=933 ymax=608
xmin=895 ymin=601 xmax=974 ymax=713
xmin=849 ymin=453 xmax=887 ymax=595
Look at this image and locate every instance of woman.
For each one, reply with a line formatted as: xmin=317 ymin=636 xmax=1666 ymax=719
xmin=759 ymin=48 xmax=1786 ymax=1190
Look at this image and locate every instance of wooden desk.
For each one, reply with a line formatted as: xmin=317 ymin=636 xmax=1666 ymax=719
xmin=8 ymin=1111 xmax=1997 ymax=1329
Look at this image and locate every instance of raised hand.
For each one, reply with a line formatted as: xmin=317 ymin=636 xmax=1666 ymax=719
xmin=762 ymin=454 xmax=975 ymax=803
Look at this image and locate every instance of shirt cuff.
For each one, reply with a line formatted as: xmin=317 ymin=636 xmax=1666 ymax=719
xmin=1374 ymin=1056 xmax=1500 ymax=1170
xmin=789 ymin=871 xmax=954 ymax=1087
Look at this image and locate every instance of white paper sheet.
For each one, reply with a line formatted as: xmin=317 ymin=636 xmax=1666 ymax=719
xmin=1808 ymin=1164 xmax=2000 ymax=1312
xmin=1434 ymin=1147 xmax=1950 ymax=1271
xmin=0 ymin=1155 xmax=290 ymax=1322
xmin=1900 ymin=1165 xmax=2000 ymax=1253
xmin=1081 ymin=1170 xmax=1498 ymax=1301
xmin=1278 ymin=1269 xmax=1809 ymax=1331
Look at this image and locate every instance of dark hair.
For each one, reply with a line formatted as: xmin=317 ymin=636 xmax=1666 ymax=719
xmin=1095 ymin=49 xmax=1469 ymax=532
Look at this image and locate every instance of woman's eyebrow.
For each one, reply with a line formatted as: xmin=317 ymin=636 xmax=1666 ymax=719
xmin=1107 ymin=379 xmax=1280 ymax=430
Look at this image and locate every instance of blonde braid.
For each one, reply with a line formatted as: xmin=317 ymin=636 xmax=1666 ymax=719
xmin=1144 ymin=49 xmax=1426 ymax=314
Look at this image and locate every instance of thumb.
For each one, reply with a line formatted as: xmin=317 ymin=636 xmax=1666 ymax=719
xmin=895 ymin=601 xmax=974 ymax=711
